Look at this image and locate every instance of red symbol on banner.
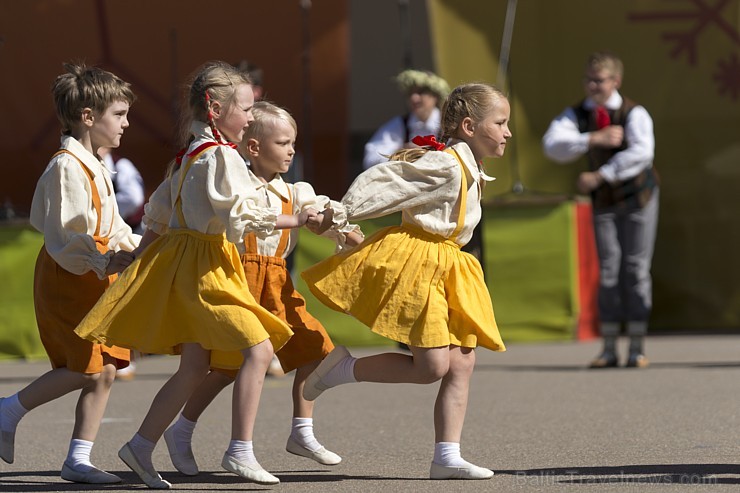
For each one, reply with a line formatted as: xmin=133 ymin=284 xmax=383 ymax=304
xmin=627 ymin=0 xmax=740 ymax=100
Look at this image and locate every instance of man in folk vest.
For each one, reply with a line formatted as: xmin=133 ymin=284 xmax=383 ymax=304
xmin=542 ymin=51 xmax=659 ymax=369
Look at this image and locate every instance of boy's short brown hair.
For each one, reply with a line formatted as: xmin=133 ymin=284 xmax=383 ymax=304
xmin=585 ymin=52 xmax=624 ymax=79
xmin=52 ymin=62 xmax=136 ymax=135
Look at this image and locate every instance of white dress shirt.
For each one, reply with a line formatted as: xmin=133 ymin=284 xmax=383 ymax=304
xmin=542 ymin=90 xmax=655 ymax=183
xmin=102 ymin=152 xmax=145 ymax=219
xmin=346 ymin=140 xmax=493 ymax=247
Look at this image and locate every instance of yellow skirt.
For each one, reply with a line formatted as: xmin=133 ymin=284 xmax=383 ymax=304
xmin=75 ymin=229 xmax=293 ymax=355
xmin=301 ymin=225 xmax=505 ymax=351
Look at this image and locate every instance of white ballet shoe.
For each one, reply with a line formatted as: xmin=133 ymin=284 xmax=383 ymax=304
xmin=286 ymin=436 xmax=342 ymax=465
xmin=302 ymin=345 xmax=351 ymax=401
xmin=221 ymin=453 xmax=279 ymax=485
xmin=430 ymin=461 xmax=494 ymax=480
xmin=61 ymin=461 xmax=122 ymax=484
xmin=118 ymin=442 xmax=171 ymax=489
xmin=163 ymin=425 xmax=199 ymax=476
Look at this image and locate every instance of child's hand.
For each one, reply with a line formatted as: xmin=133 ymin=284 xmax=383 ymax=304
xmin=106 ymin=250 xmax=136 ymax=275
xmin=306 ymin=207 xmax=334 ymax=235
xmin=296 ymin=208 xmax=319 ymax=227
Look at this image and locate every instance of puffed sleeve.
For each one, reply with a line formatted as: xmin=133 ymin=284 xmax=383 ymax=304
xmin=142 ymin=175 xmax=174 ymax=235
xmin=292 ymin=181 xmax=364 ymax=251
xmin=206 ymin=146 xmax=278 ymax=244
xmin=343 ymin=150 xmax=461 ymax=221
xmin=29 ymin=159 xmax=113 ymax=279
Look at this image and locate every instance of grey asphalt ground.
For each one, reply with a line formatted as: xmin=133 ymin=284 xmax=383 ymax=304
xmin=1 ymin=334 xmax=740 ymax=492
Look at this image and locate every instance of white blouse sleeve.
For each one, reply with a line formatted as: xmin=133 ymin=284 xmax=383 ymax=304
xmin=541 ymin=107 xmax=591 ymax=163
xmin=344 ymin=150 xmax=461 ymax=221
xmin=206 ymin=146 xmax=278 ymax=244
xmin=30 ymin=159 xmax=113 ymax=278
xmin=142 ymin=176 xmax=173 ymax=235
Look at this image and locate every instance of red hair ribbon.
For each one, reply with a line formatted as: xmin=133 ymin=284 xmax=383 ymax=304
xmin=412 ymin=134 xmax=446 ymax=151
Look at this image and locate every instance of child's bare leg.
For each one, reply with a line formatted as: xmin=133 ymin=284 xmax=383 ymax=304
xmin=222 ymin=339 xmax=280 ymax=485
xmin=231 ymin=339 xmax=273 ymax=441
xmin=182 ymin=371 xmax=234 ymax=422
xmin=137 ymin=343 xmax=210 ymax=441
xmin=62 ymin=357 xmax=121 ymax=482
xmin=121 ymin=343 xmax=209 ymax=488
xmin=164 ymin=370 xmax=234 ymax=476
xmin=430 ymin=346 xmax=492 ymax=480
xmin=285 ymin=361 xmax=342 ymax=465
xmin=72 ymin=360 xmax=118 ymax=441
xmin=433 ymin=346 xmax=474 ymax=443
xmin=355 ymin=346 xmax=449 ymax=384
xmin=2 ymin=366 xmax=106 ymax=466
xmin=292 ymin=362 xmax=318 ymax=417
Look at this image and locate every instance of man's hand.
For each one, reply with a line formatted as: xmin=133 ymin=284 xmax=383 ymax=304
xmin=590 ymin=125 xmax=624 ymax=148
xmin=577 ymin=171 xmax=605 ymax=194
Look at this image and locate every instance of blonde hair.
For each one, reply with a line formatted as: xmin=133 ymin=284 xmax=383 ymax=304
xmin=390 ymin=82 xmax=507 ymax=163
xmin=52 ymin=62 xmax=136 ymax=135
xmin=176 ymin=60 xmax=252 ymax=148
xmin=245 ymin=101 xmax=297 ymax=142
xmin=585 ymin=51 xmax=624 ymax=79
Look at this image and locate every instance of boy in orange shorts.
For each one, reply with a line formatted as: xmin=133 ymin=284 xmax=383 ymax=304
xmin=0 ymin=63 xmax=139 ymax=483
xmin=162 ymin=101 xmax=362 ymax=475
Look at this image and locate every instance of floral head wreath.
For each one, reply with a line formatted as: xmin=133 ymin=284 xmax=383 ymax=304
xmin=395 ymin=69 xmax=451 ymax=102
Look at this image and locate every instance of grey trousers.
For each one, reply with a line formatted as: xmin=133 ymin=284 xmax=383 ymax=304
xmin=593 ymin=188 xmax=659 ymax=324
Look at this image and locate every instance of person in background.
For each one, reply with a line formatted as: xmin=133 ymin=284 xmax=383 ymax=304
xmin=99 ymin=147 xmax=145 ymax=234
xmin=542 ymin=51 xmax=659 ymax=369
xmin=363 ymin=69 xmax=450 ymax=170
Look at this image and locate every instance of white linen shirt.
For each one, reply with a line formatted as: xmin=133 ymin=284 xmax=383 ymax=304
xmin=363 ymin=107 xmax=442 ymax=169
xmin=143 ymin=122 xmax=278 ymax=246
xmin=541 ymin=90 xmax=655 ymax=183
xmin=30 ymin=135 xmax=140 ymax=279
xmin=242 ymin=170 xmax=362 ymax=256
xmin=345 ymin=140 xmax=492 ymax=247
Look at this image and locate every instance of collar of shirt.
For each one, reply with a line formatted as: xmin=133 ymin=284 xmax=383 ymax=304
xmin=190 ymin=121 xmax=217 ymax=143
xmin=583 ymin=90 xmax=623 ymax=111
xmin=59 ymin=135 xmax=105 ymax=179
xmin=247 ymin=168 xmax=291 ymax=203
xmin=447 ymin=140 xmax=496 ymax=182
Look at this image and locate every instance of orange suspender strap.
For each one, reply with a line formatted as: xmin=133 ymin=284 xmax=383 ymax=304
xmin=52 ymin=149 xmax=107 ymax=237
xmin=443 ymin=148 xmax=468 ymax=243
xmin=173 ymin=143 xmax=220 ymax=228
xmin=243 ymin=185 xmax=293 ymax=257
xmin=274 ymin=186 xmax=293 ymax=257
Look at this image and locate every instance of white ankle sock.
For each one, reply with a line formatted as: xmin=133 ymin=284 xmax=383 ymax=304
xmin=66 ymin=438 xmax=94 ymax=470
xmin=128 ymin=433 xmax=157 ymax=472
xmin=226 ymin=439 xmax=257 ymax=465
xmin=290 ymin=417 xmax=321 ymax=451
xmin=433 ymin=442 xmax=468 ymax=467
xmin=170 ymin=415 xmax=196 ymax=453
xmin=322 ymin=356 xmax=357 ymax=388
xmin=1 ymin=394 xmax=28 ymax=431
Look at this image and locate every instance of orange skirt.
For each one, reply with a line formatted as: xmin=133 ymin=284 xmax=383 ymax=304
xmin=211 ymin=254 xmax=334 ymax=375
xmin=33 ymin=244 xmax=130 ymax=374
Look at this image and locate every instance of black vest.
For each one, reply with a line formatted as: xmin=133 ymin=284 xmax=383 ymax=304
xmin=572 ymin=98 xmax=658 ymax=209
